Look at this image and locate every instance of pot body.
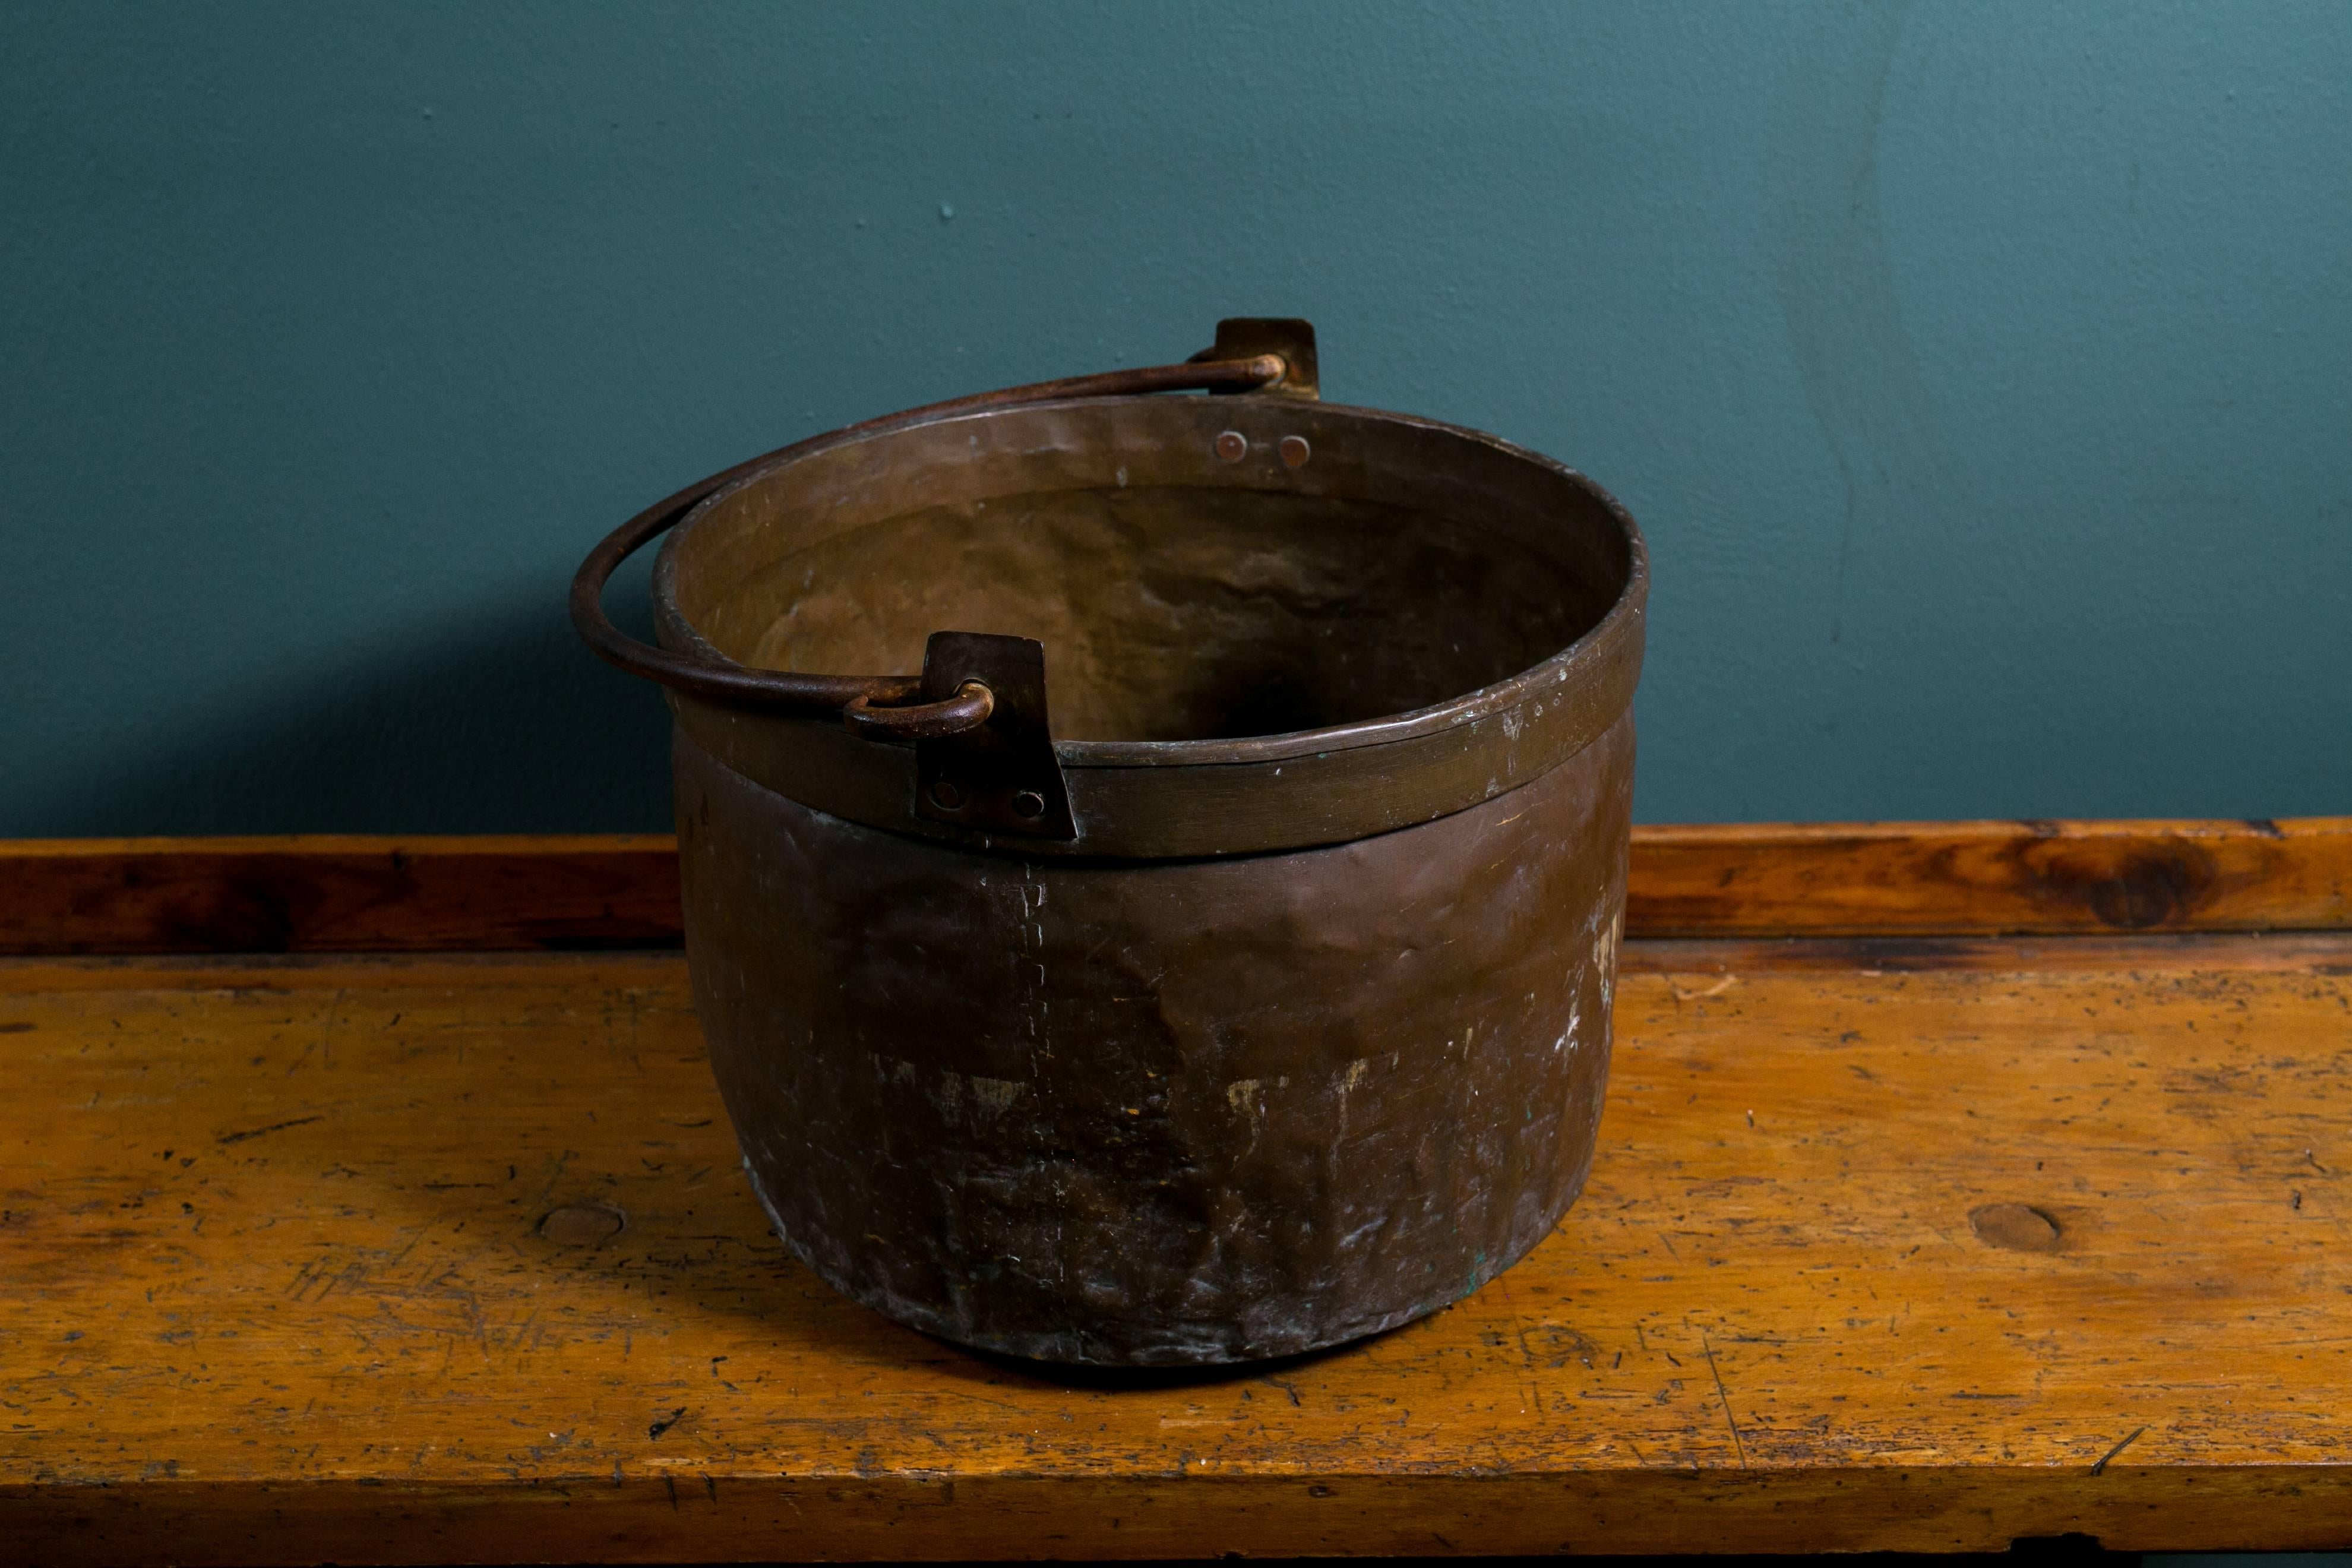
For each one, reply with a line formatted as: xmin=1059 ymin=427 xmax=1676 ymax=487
xmin=676 ymin=711 xmax=1632 ymax=1365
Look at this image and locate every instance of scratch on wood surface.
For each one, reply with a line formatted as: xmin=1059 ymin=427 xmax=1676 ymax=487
xmin=2092 ymin=1425 xmax=2148 ymax=1474
xmin=1699 ymin=1332 xmax=1748 ymax=1469
xmin=214 ymin=1115 xmax=323 ymax=1145
xmin=1668 ymin=974 xmax=1738 ymax=1002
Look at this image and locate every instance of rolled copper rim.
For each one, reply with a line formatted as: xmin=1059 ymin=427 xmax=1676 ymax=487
xmin=649 ymin=394 xmax=1647 ymax=859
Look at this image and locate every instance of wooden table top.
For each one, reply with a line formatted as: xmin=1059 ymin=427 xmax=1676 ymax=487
xmin=7 ymin=925 xmax=2350 ymax=1561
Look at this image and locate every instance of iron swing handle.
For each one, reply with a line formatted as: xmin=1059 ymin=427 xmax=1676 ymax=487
xmin=569 ymin=343 xmax=1297 ymax=742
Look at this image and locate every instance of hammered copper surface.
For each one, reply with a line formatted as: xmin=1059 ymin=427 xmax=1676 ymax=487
xmin=735 ymin=488 xmax=1596 ymax=744
xmin=587 ymin=325 xmax=1647 ymax=1364
xmin=676 ymin=715 xmax=1633 ymax=1365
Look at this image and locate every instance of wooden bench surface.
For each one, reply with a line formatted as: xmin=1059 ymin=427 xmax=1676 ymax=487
xmin=0 ymin=827 xmax=2342 ymax=1561
xmin=3 ymin=824 xmax=2350 ymax=1562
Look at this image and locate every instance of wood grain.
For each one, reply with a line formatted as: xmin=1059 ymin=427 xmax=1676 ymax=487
xmin=5 ymin=937 xmax=2350 ymax=1561
xmin=1628 ymin=817 xmax=2352 ymax=937
xmin=0 ymin=836 xmax=684 ymax=956
xmin=5 ymin=817 xmax=2348 ymax=956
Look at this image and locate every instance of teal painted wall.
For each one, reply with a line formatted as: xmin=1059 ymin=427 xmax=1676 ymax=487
xmin=5 ymin=1 xmax=2347 ymax=834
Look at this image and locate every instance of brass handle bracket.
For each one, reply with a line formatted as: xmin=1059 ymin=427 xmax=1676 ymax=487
xmin=906 ymin=632 xmax=1077 ymax=841
xmin=1192 ymin=318 xmax=1319 ymax=400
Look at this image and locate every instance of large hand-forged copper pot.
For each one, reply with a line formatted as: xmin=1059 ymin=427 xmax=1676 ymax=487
xmin=573 ymin=320 xmax=1647 ymax=1365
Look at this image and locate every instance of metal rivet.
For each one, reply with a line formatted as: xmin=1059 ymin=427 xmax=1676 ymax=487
xmin=540 ymin=1203 xmax=625 ymax=1247
xmin=1214 ymin=431 xmax=1248 ymax=463
xmin=1011 ymin=790 xmax=1047 ymax=820
xmin=930 ymin=780 xmax=966 ymax=811
xmin=1279 ymin=435 xmax=1311 ymax=469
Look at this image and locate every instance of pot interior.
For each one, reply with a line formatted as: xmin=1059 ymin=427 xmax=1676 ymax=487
xmin=662 ymin=399 xmax=1636 ymax=745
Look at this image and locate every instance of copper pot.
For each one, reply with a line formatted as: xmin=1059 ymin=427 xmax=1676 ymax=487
xmin=574 ymin=320 xmax=1646 ymax=1364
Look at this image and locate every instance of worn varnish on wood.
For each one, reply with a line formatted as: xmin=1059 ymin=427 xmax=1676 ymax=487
xmin=5 ymin=817 xmax=2348 ymax=955
xmin=5 ymin=934 xmax=2350 ymax=1561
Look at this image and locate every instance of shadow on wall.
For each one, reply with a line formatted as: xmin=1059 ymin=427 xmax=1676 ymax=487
xmin=24 ymin=599 xmax=677 ymax=839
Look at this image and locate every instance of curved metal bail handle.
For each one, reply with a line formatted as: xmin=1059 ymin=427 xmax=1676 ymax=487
xmin=568 ymin=319 xmax=1311 ymax=742
xmin=843 ymin=680 xmax=993 ymax=740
